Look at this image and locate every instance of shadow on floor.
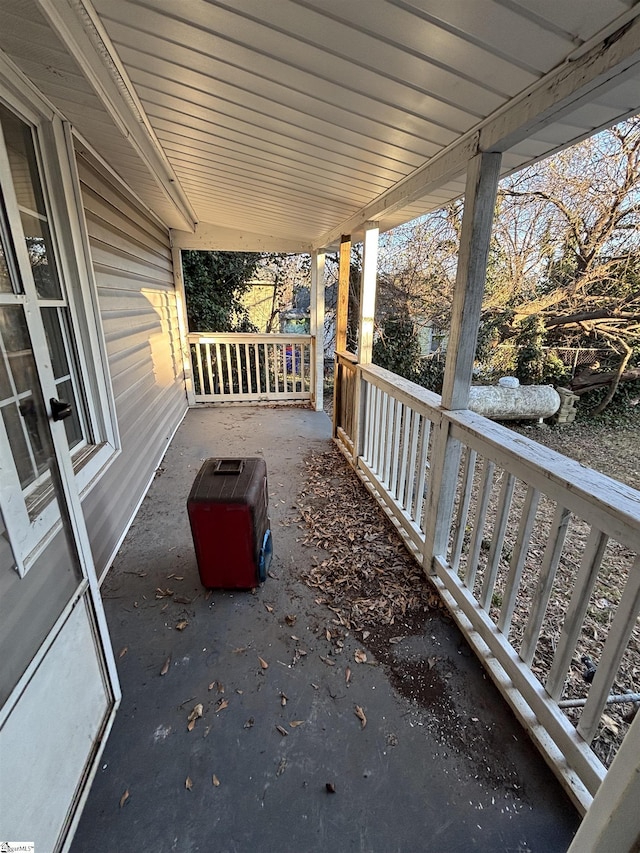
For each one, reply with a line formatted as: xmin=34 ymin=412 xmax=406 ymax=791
xmin=72 ymin=406 xmax=579 ymax=853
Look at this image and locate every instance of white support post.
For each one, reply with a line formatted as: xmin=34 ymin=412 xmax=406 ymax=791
xmin=567 ymin=707 xmax=640 ymax=853
xmin=423 ymin=153 xmax=501 ymax=571
xmin=172 ymin=246 xmax=195 ymax=406
xmin=441 ymin=152 xmax=502 ymax=410
xmin=358 ymin=222 xmax=379 ymax=366
xmin=310 ymin=249 xmax=326 ymax=412
xmin=353 ymin=222 xmax=379 ymax=461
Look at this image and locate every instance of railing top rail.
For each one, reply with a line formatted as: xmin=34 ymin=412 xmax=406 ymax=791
xmin=446 ymin=408 xmax=640 ymax=552
xmin=353 ymin=361 xmax=639 ymax=550
xmin=336 ymin=350 xmax=358 ymax=365
xmin=360 ymin=362 xmax=444 ymax=416
xmin=189 ymin=332 xmax=312 ymax=343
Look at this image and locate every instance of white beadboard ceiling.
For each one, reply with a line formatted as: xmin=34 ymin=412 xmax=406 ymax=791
xmin=0 ymin=0 xmax=639 ymax=250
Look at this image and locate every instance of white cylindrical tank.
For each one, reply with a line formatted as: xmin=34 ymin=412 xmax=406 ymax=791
xmin=468 ymin=378 xmax=560 ymax=420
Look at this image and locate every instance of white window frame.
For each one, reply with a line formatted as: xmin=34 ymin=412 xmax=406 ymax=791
xmin=0 ymin=56 xmax=120 ymax=574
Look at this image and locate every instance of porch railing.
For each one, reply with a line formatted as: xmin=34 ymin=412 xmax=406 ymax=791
xmin=188 ymin=333 xmax=313 ymax=403
xmin=334 ymin=353 xmax=640 ymax=813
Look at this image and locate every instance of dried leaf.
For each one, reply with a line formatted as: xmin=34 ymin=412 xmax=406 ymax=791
xmin=354 ymin=705 xmax=367 ymax=728
xmin=602 ymin=714 xmax=619 ymax=735
xmin=427 ymin=656 xmax=437 ymax=670
xmin=325 ymin=628 xmax=332 ymax=641
xmin=276 ymin=757 xmax=287 ymax=777
xmin=208 ymin=681 xmax=216 ymax=691
xmin=187 ymin=703 xmax=203 ymax=731
xmin=326 ymin=782 xmax=336 ymax=793
xmin=285 ymin=614 xmax=297 ymax=626
xmin=175 ymin=620 xmax=189 ymax=631
xmin=264 ymin=603 xmax=274 ymax=613
xmin=160 ymin=657 xmax=171 ymax=676
xmin=216 ymin=682 xmax=225 ymax=694
xmin=345 ymin=667 xmax=352 ymax=684
xmin=268 ymin=570 xmax=279 ymax=580
xmin=276 ymin=724 xmax=288 ymax=737
xmin=244 ymin=717 xmax=254 ymax=729
xmin=119 ymin=788 xmax=129 ymax=808
xmin=156 ymin=587 xmax=174 ymax=599
xmin=388 ymin=636 xmax=404 ymax=645
xmin=319 ymin=655 xmax=335 ymax=666
xmin=160 ymin=603 xmax=169 ymax=612
xmin=354 ymin=650 xmax=367 ymax=664
xmin=212 ymin=774 xmax=220 ymax=787
xmin=258 ymin=656 xmax=269 ymax=670
xmin=280 ymin=693 xmax=288 ymax=707
xmin=289 ymin=720 xmax=305 ymax=728
xmin=232 ymin=647 xmax=247 ymax=654
xmin=215 ymin=698 xmax=229 ymax=713
xmin=167 ymin=573 xmax=184 ymax=580
xmin=174 ymin=595 xmax=193 ymax=605
xmin=362 ymin=631 xmax=370 ymax=640
xmin=119 ymin=646 xmax=128 ymax=659
xmin=185 ymin=776 xmax=193 ymax=791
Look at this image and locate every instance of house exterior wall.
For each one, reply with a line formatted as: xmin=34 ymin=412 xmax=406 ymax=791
xmin=74 ymin=145 xmax=187 ymax=578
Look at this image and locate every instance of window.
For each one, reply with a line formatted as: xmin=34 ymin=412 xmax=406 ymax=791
xmin=0 ymin=93 xmax=118 ymax=574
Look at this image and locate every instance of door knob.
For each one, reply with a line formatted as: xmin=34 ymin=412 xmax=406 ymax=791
xmin=50 ymin=398 xmax=73 ymax=421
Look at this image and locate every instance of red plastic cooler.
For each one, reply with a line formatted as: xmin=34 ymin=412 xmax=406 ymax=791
xmin=187 ymin=457 xmax=272 ymax=588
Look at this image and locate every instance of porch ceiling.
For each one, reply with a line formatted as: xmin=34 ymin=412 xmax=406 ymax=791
xmin=1 ymin=0 xmax=640 ymax=249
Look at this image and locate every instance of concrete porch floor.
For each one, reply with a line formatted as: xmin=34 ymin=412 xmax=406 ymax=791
xmin=72 ymin=406 xmax=580 ymax=853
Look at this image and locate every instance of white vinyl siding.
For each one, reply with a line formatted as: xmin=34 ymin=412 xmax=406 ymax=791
xmin=75 ymin=146 xmax=187 ymax=577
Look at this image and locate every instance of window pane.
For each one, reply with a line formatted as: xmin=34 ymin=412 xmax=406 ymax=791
xmin=42 ymin=307 xmax=69 ymax=379
xmin=0 ymin=103 xmax=46 ymax=217
xmin=0 ymin=305 xmax=38 ymax=396
xmin=0 ymin=239 xmax=12 ymax=293
xmin=57 ymin=378 xmax=83 ymax=449
xmin=0 ymin=305 xmax=53 ymax=490
xmin=1 ymin=401 xmax=33 ymax=487
xmin=20 ymin=211 xmax=62 ymax=300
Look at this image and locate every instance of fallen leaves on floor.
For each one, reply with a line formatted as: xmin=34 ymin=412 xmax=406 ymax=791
xmin=354 ymin=705 xmax=367 ymax=728
xmin=187 ymin=703 xmax=203 ymax=731
xmin=212 ymin=774 xmax=220 ymax=787
xmin=215 ymin=698 xmax=229 ymax=713
xmin=185 ymin=776 xmax=193 ymax=791
xmin=175 ymin=619 xmax=189 ymax=631
xmin=258 ymin=656 xmax=269 ymax=670
xmin=295 ymin=448 xmax=439 ymax=632
xmin=119 ymin=789 xmax=129 ymax=808
xmin=118 ymin=646 xmax=128 ymax=658
xmin=160 ymin=657 xmax=171 ymax=676
xmin=354 ymin=650 xmax=367 ymax=664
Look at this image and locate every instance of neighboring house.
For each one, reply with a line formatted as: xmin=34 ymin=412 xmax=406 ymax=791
xmin=0 ymin=3 xmax=639 ymax=851
xmin=241 ymin=275 xmax=278 ymax=332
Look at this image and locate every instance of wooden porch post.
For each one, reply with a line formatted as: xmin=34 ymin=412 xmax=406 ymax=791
xmin=332 ymin=235 xmax=351 ymax=437
xmin=423 ymin=152 xmax=501 ymax=570
xmin=310 ymin=249 xmax=325 ymax=412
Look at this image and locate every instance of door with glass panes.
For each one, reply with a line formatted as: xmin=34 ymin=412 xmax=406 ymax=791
xmin=0 ymin=102 xmax=119 ymax=851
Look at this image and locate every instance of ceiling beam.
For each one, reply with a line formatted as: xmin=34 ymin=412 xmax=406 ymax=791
xmin=316 ymin=14 xmax=640 ymax=250
xmin=36 ymin=0 xmax=198 ymax=231
xmin=171 ymin=223 xmax=311 ymax=254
